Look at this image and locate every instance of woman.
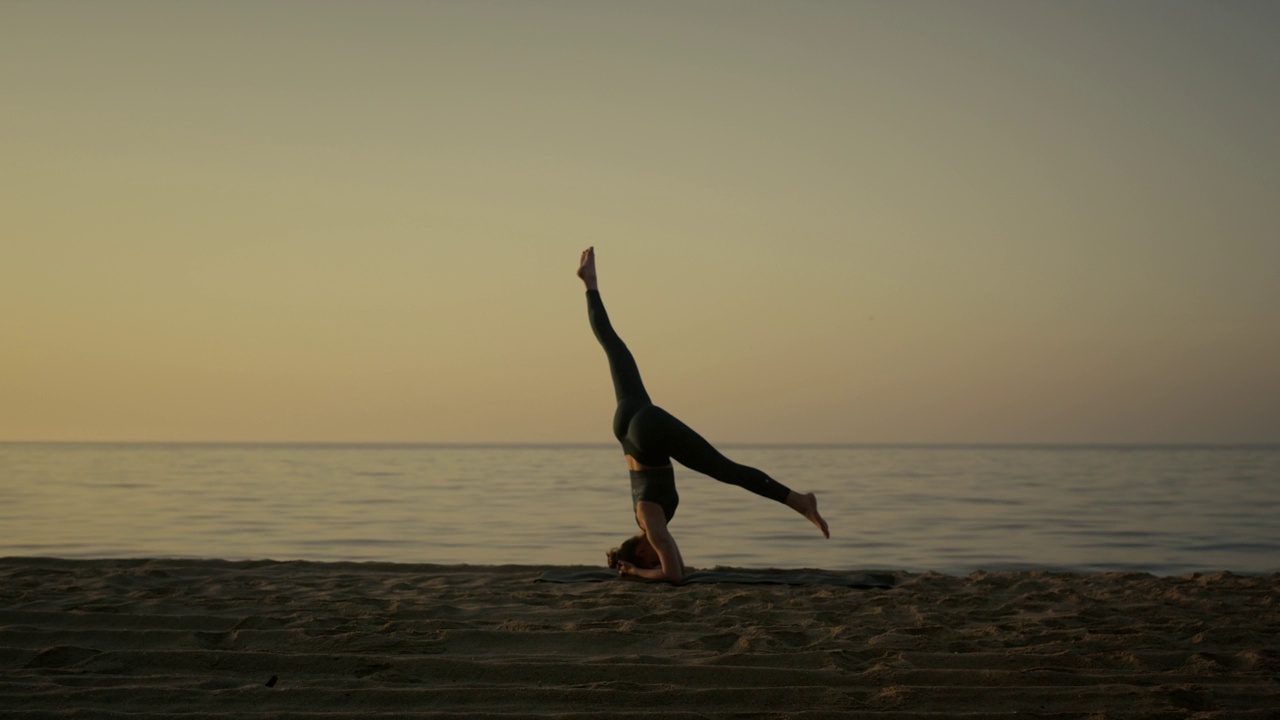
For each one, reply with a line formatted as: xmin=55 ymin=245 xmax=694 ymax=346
xmin=578 ymin=247 xmax=829 ymax=583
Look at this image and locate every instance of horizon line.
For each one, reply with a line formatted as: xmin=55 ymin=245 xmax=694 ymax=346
xmin=2 ymin=440 xmax=1277 ymax=449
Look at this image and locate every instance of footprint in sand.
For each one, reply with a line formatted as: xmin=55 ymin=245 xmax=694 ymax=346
xmin=25 ymin=646 xmax=101 ymax=669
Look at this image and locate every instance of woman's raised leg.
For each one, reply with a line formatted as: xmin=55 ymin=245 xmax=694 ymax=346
xmin=580 ymin=247 xmax=650 ymax=405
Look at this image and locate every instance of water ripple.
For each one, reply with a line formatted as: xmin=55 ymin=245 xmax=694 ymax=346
xmin=1 ymin=443 xmax=1277 ymax=574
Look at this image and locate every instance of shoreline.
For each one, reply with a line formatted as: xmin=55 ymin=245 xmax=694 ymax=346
xmin=3 ymin=557 xmax=1277 ymax=717
xmin=5 ymin=555 xmax=1277 ymax=578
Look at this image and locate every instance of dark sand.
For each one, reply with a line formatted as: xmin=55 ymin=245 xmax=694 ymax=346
xmin=2 ymin=558 xmax=1277 ymax=718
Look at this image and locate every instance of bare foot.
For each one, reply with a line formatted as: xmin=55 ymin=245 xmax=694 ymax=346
xmin=788 ymin=492 xmax=830 ymax=538
xmin=577 ymin=247 xmax=597 ymax=290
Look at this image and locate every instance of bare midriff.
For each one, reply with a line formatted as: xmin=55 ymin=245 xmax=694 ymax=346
xmin=626 ymin=455 xmax=673 ymax=472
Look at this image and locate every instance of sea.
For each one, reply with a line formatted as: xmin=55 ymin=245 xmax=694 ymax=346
xmin=1 ymin=443 xmax=1276 ymax=576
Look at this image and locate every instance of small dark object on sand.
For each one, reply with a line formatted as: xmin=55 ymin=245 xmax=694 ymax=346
xmin=266 ymin=675 xmax=278 ymax=687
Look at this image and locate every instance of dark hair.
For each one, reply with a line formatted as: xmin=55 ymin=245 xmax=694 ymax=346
xmin=606 ymin=534 xmax=647 ymax=569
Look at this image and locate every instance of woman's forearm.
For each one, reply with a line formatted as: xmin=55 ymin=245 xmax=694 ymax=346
xmin=622 ymin=564 xmax=682 ymax=584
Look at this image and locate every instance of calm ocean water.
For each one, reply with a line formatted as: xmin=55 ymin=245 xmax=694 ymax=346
xmin=1 ymin=443 xmax=1276 ymax=576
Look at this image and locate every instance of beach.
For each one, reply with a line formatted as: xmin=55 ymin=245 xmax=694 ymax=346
xmin=2 ymin=558 xmax=1276 ymax=718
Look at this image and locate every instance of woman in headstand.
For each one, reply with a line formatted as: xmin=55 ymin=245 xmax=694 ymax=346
xmin=578 ymin=247 xmax=829 ymax=583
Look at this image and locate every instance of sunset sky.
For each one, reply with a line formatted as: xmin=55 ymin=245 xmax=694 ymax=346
xmin=3 ymin=1 xmax=1277 ymax=444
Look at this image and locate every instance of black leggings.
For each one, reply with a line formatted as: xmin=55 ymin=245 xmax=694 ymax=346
xmin=586 ymin=290 xmax=792 ymax=504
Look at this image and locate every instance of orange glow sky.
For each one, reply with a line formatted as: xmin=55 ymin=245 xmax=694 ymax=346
xmin=3 ymin=2 xmax=1277 ymax=444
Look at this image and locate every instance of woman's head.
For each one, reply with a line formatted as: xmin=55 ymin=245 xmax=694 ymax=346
xmin=606 ymin=533 xmax=658 ymax=570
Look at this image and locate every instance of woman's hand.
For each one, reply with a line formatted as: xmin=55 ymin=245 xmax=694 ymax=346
xmin=616 ymin=560 xmax=678 ymax=583
xmin=616 ymin=561 xmax=656 ymax=581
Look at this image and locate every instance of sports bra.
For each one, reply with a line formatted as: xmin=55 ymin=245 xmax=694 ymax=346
xmin=630 ymin=466 xmax=678 ymax=523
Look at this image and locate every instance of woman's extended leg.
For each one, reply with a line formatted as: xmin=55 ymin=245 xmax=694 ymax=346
xmin=641 ymin=407 xmax=789 ymax=501
xmin=636 ymin=406 xmax=830 ymax=537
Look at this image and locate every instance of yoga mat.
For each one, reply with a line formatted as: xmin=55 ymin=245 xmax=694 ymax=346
xmin=536 ymin=567 xmax=896 ymax=588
